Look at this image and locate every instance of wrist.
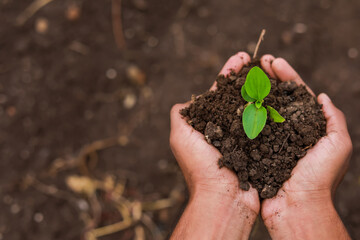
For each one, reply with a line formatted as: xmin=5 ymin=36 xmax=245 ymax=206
xmin=262 ymin=190 xmax=350 ymax=240
xmin=181 ymin=189 xmax=258 ymax=240
xmin=263 ymin=188 xmax=332 ymax=220
xmin=192 ymin=183 xmax=260 ymax=215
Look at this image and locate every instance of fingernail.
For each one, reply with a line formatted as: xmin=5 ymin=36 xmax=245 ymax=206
xmin=320 ymin=93 xmax=331 ymax=102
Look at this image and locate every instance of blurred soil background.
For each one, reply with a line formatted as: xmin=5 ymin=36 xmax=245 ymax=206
xmin=0 ymin=0 xmax=359 ymax=239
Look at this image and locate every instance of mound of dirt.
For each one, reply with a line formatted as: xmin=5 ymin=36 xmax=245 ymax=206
xmin=180 ymin=60 xmax=326 ymax=199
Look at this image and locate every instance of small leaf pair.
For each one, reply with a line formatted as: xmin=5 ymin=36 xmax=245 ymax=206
xmin=241 ymin=66 xmax=285 ymax=139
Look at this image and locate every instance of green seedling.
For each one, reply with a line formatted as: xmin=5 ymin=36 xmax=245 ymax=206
xmin=241 ymin=66 xmax=285 ymax=139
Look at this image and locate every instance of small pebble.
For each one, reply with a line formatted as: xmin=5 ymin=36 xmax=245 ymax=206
xmin=123 ymin=93 xmax=137 ymax=109
xmin=348 ymin=48 xmax=358 ymax=59
xmin=66 ymin=3 xmax=81 ymax=21
xmin=229 ymin=75 xmax=237 ymax=81
xmin=236 ymin=106 xmax=244 ymax=116
xmin=294 ymin=23 xmax=307 ymax=34
xmin=6 ymin=106 xmax=16 ymax=117
xmin=157 ymin=159 xmax=168 ymax=170
xmin=34 ymin=213 xmax=44 ymax=223
xmin=126 ymin=65 xmax=146 ymax=86
xmin=281 ymin=31 xmax=293 ymax=45
xmin=118 ymin=135 xmax=129 ymax=146
xmin=106 ymin=68 xmax=117 ymax=79
xmin=239 ymin=181 xmax=250 ymax=191
xmin=77 ymin=199 xmax=89 ymax=211
xmin=10 ymin=204 xmax=20 ymax=214
xmin=35 ymin=18 xmax=48 ymax=34
xmin=260 ymin=184 xmax=276 ymax=198
xmin=213 ymin=141 xmax=221 ymax=147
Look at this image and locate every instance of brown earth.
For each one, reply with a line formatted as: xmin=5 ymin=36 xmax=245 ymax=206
xmin=181 ymin=61 xmax=326 ymax=199
xmin=0 ymin=0 xmax=359 ymax=239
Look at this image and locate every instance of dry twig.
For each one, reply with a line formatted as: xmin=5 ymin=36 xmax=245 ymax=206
xmin=134 ymin=226 xmax=145 ymax=240
xmin=302 ymin=145 xmax=313 ymax=151
xmin=142 ymin=198 xmax=175 ymax=211
xmin=85 ymin=218 xmax=134 ymax=240
xmin=253 ymin=29 xmax=266 ymax=59
xmin=279 ymin=133 xmax=291 ymax=153
xmin=25 ymin=175 xmax=75 ymax=201
xmin=76 ymin=136 xmax=121 ymax=175
xmin=141 ymin=213 xmax=164 ymax=240
xmin=112 ymin=0 xmax=127 ymax=50
xmin=16 ymin=0 xmax=55 ymax=26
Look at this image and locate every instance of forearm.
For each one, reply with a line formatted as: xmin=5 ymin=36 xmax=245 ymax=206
xmin=264 ymin=193 xmax=350 ymax=240
xmin=171 ymin=190 xmax=257 ymax=240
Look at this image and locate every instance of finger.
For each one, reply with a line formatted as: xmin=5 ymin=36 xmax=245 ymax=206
xmin=317 ymin=93 xmax=349 ymax=134
xmin=211 ymin=52 xmax=251 ymax=91
xmin=170 ymin=102 xmax=218 ymax=162
xmin=317 ymin=93 xmax=352 ymax=189
xmin=219 ymin=51 xmax=251 ymax=76
xmin=170 ymin=102 xmax=191 ymax=131
xmin=271 ymin=58 xmax=305 ymax=85
xmin=170 ymin=101 xmax=206 ymax=141
xmin=271 ymin=58 xmax=315 ymax=96
xmin=260 ymin=54 xmax=276 ymax=78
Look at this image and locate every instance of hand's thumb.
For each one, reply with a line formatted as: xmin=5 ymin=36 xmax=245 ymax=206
xmin=317 ymin=93 xmax=348 ymax=135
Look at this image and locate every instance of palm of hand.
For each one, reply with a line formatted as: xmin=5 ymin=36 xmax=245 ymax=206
xmin=170 ymin=105 xmax=240 ymax=191
xmin=170 ymin=52 xmax=260 ymax=213
xmin=260 ymin=55 xmax=352 ymax=219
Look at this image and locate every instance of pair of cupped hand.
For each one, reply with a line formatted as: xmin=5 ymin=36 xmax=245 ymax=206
xmin=170 ymin=52 xmax=352 ymax=222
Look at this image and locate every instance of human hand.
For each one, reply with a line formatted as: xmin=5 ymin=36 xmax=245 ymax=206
xmin=170 ymin=51 xmax=259 ymax=211
xmin=260 ymin=55 xmax=352 ymax=240
xmin=170 ymin=52 xmax=259 ymax=240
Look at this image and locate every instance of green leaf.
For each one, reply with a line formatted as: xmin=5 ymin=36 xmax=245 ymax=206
xmin=241 ymin=85 xmax=256 ymax=102
xmin=267 ymin=106 xmax=285 ymax=123
xmin=255 ymin=100 xmax=262 ymax=109
xmin=244 ymin=66 xmax=271 ymax=101
xmin=242 ymin=104 xmax=267 ymax=139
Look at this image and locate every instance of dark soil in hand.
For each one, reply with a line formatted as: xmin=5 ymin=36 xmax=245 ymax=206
xmin=180 ymin=60 xmax=326 ymax=199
